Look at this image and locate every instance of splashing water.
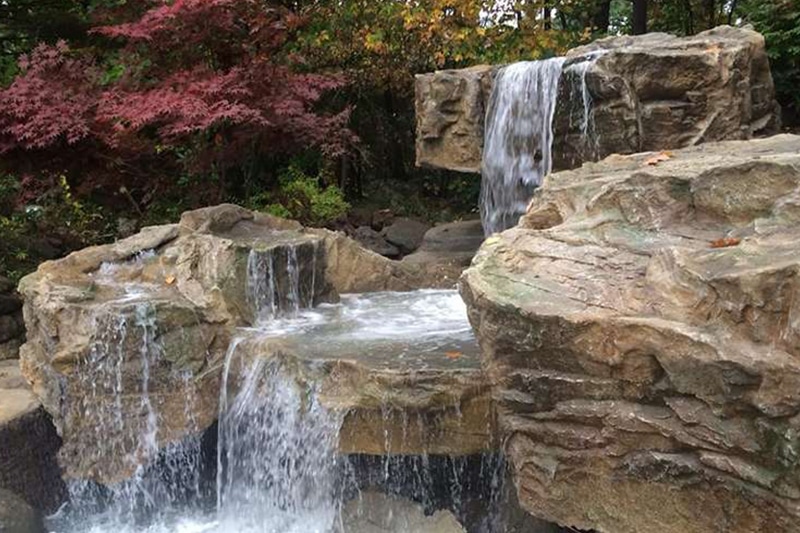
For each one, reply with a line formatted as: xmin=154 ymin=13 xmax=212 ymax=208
xmin=480 ymin=58 xmax=566 ymax=235
xmin=53 ymin=301 xmax=204 ymax=532
xmin=216 ymin=345 xmax=344 ymax=533
xmin=51 ymin=284 xmax=503 ymax=532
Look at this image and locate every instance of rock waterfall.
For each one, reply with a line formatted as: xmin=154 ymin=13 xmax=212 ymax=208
xmin=480 ymin=58 xmax=565 ymax=235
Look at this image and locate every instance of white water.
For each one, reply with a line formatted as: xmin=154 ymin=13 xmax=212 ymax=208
xmin=480 ymin=53 xmax=603 ymax=235
xmin=480 ymin=58 xmax=566 ymax=235
xmin=51 ymin=242 xmax=481 ymax=533
xmin=216 ymin=347 xmax=343 ymax=533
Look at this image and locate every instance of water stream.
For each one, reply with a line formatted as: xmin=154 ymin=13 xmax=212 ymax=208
xmin=49 ymin=246 xmax=494 ymax=533
xmin=480 ymin=53 xmax=603 ymax=235
xmin=481 ymin=58 xmax=566 ymax=236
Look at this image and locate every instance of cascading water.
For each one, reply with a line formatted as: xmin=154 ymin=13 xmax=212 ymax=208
xmin=216 ymin=344 xmax=343 ymax=533
xmin=54 ymin=300 xmax=204 ymax=532
xmin=480 ymin=58 xmax=566 ymax=236
xmin=480 ymin=53 xmax=604 ymax=235
xmin=53 ymin=243 xmax=514 ymax=533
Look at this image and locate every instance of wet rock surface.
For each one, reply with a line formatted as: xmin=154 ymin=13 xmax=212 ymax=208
xmin=460 ymin=134 xmax=800 ymax=532
xmin=0 ymin=488 xmax=45 ymax=533
xmin=415 ymin=26 xmax=780 ymax=174
xmin=17 ymin=204 xmax=482 ymax=486
xmin=342 ymin=491 xmax=465 ymax=533
xmin=0 ymin=361 xmax=64 ymax=513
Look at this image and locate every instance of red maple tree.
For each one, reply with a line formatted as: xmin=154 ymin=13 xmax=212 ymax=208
xmin=0 ymin=0 xmax=352 ymax=207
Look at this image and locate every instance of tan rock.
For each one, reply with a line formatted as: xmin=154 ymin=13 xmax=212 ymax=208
xmin=460 ymin=135 xmax=800 ymax=532
xmin=415 ymin=26 xmax=781 ymax=174
xmin=18 ymin=204 xmax=481 ymax=486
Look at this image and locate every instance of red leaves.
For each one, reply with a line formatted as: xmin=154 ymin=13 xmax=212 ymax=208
xmin=710 ymin=237 xmax=741 ymax=249
xmin=0 ymin=42 xmax=98 ymax=152
xmin=0 ymin=1 xmax=353 ymax=194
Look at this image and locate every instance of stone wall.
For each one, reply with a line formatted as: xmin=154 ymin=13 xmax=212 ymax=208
xmin=415 ymin=26 xmax=781 ymax=174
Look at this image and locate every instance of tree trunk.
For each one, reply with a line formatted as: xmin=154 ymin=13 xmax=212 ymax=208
xmin=593 ymin=0 xmax=612 ymax=34
xmin=543 ymin=4 xmax=551 ymax=30
xmin=704 ymin=0 xmax=717 ymax=29
xmin=632 ymin=0 xmax=648 ymax=35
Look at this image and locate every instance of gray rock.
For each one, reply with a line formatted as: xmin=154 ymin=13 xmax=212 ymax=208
xmin=380 ymin=218 xmax=430 ymax=255
xmin=404 ymin=219 xmax=484 ymax=267
xmin=0 ymin=361 xmax=64 ymax=514
xmin=353 ymin=226 xmax=400 ymax=258
xmin=341 ymin=491 xmax=465 ymax=533
xmin=0 ymin=489 xmax=45 ymax=533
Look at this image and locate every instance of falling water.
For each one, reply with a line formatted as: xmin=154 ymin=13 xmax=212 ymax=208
xmin=246 ymin=242 xmax=315 ymax=322
xmin=216 ymin=344 xmax=344 ymax=533
xmin=247 ymin=248 xmax=278 ymax=320
xmin=566 ymin=51 xmax=607 ymax=161
xmin=480 ymin=58 xmax=566 ymax=235
xmin=55 ymin=301 xmax=204 ymax=531
xmin=480 ymin=52 xmax=605 ymax=235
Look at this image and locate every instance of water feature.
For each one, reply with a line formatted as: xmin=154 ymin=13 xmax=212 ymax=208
xmin=48 ymin=239 xmax=500 ymax=532
xmin=480 ymin=52 xmax=604 ymax=235
xmin=480 ymin=58 xmax=566 ymax=236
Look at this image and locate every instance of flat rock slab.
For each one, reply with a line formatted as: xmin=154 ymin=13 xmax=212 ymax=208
xmin=460 ymin=135 xmax=800 ymax=533
xmin=226 ymin=290 xmax=495 ymax=456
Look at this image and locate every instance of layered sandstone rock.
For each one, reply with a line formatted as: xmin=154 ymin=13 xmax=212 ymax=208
xmin=415 ymin=65 xmax=494 ymax=173
xmin=415 ymin=26 xmax=780 ymax=174
xmin=18 ymin=204 xmax=481 ymax=485
xmin=460 ymin=135 xmax=800 ymax=532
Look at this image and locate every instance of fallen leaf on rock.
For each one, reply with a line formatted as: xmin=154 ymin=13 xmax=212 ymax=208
xmin=644 ymin=151 xmax=673 ymax=166
xmin=445 ymin=351 xmax=463 ymax=360
xmin=710 ymin=237 xmax=741 ymax=248
xmin=165 ymin=275 xmax=176 ymax=285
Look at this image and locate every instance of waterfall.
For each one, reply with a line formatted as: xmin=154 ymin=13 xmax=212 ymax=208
xmin=480 ymin=53 xmax=603 ymax=235
xmin=62 ymin=301 xmax=203 ymax=528
xmin=246 ymin=241 xmax=317 ymax=322
xmin=216 ymin=343 xmax=344 ymax=532
xmin=480 ymin=58 xmax=566 ymax=236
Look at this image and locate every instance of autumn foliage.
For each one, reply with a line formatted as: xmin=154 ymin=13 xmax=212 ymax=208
xmin=0 ymin=1 xmax=352 ymax=206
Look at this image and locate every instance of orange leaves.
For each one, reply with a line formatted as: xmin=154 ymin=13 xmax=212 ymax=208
xmin=710 ymin=237 xmax=741 ymax=249
xmin=644 ymin=151 xmax=673 ymax=166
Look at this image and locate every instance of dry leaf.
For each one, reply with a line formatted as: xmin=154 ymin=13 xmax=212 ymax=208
xmin=445 ymin=351 xmax=463 ymax=360
xmin=165 ymin=275 xmax=176 ymax=285
xmin=710 ymin=237 xmax=741 ymax=249
xmin=644 ymin=151 xmax=673 ymax=166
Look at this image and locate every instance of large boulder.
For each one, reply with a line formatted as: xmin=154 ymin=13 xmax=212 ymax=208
xmin=460 ymin=135 xmax=800 ymax=532
xmin=553 ymin=25 xmax=781 ymax=169
xmin=415 ymin=26 xmax=780 ymax=174
xmin=415 ymin=65 xmax=494 ymax=173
